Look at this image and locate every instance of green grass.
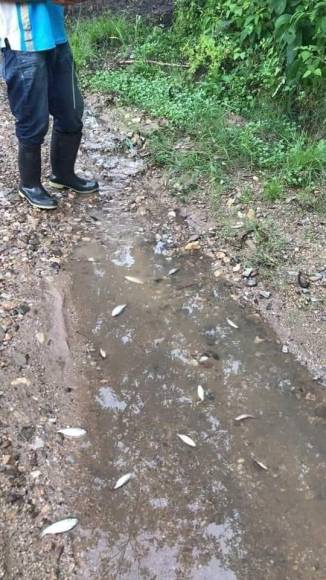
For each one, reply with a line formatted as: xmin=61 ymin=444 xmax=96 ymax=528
xmin=70 ymin=14 xmax=326 ymax=211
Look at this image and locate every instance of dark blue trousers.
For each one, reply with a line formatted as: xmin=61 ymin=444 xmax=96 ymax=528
xmin=2 ymin=42 xmax=84 ymax=146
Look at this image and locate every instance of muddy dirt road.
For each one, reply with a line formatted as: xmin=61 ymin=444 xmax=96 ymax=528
xmin=69 ymin=201 xmax=326 ymax=579
xmin=1 ymin=88 xmax=326 ymax=579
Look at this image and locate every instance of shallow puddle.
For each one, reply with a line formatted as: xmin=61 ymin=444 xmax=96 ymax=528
xmin=66 ymin=124 xmax=326 ymax=579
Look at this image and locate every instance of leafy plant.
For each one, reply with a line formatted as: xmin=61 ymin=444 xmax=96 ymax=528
xmin=174 ymin=0 xmax=326 ymax=114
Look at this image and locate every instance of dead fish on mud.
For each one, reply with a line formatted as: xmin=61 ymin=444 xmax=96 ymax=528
xmin=252 ymin=456 xmax=268 ymax=471
xmin=125 ymin=275 xmax=144 ymax=285
xmin=114 ymin=473 xmax=133 ymax=490
xmin=41 ymin=518 xmax=78 ymax=537
xmin=167 ymin=268 xmax=180 ymax=277
xmin=112 ymin=304 xmax=127 ymax=317
xmin=177 ymin=434 xmax=196 ymax=448
xmin=58 ymin=428 xmax=87 ymax=438
xmin=197 ymin=385 xmax=205 ymax=402
xmin=234 ymin=414 xmax=256 ymax=423
xmin=227 ymin=318 xmax=239 ymax=329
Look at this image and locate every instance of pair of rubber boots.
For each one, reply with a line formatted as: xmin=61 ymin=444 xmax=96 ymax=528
xmin=19 ymin=130 xmax=98 ymax=210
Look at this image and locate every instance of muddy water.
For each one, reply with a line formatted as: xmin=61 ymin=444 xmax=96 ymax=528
xmin=64 ymin=195 xmax=326 ymax=580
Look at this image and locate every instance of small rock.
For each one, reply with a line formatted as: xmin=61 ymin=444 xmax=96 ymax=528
xmin=16 ymin=303 xmax=30 ymax=316
xmin=259 ymin=291 xmax=271 ymax=299
xmin=11 ymin=377 xmax=31 ymax=386
xmin=246 ymin=277 xmax=258 ymax=287
xmin=216 ymin=251 xmax=226 ymax=260
xmin=2 ymin=454 xmax=13 ymax=465
xmin=298 ymin=271 xmax=310 ymax=289
xmin=282 ymin=345 xmax=289 ymax=354
xmin=31 ymin=437 xmax=45 ymax=450
xmin=243 ymin=268 xmax=254 ymax=278
xmin=36 ymin=332 xmax=45 ymax=345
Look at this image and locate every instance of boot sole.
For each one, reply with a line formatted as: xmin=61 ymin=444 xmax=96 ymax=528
xmin=49 ymin=181 xmax=99 ymax=195
xmin=19 ymin=190 xmax=58 ymax=211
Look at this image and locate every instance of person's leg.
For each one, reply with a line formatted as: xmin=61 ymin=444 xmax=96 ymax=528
xmin=2 ymin=46 xmax=58 ymax=209
xmin=48 ymin=43 xmax=98 ymax=194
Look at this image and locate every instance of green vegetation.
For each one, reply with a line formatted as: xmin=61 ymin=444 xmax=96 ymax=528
xmin=70 ymin=6 xmax=326 ymax=212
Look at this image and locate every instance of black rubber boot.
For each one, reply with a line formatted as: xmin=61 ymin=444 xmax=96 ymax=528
xmin=49 ymin=130 xmax=99 ymax=194
xmin=18 ymin=143 xmax=58 ymax=210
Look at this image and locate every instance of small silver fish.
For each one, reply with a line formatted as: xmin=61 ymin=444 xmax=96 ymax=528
xmin=197 ymin=385 xmax=205 ymax=402
xmin=234 ymin=414 xmax=256 ymax=422
xmin=125 ymin=276 xmax=144 ymax=285
xmin=41 ymin=518 xmax=78 ymax=537
xmin=114 ymin=473 xmax=133 ymax=490
xmin=58 ymin=428 xmax=87 ymax=438
xmin=112 ymin=304 xmax=127 ymax=318
xmin=177 ymin=434 xmax=196 ymax=448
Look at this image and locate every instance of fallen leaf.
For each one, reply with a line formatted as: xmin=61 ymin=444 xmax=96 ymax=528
xmin=125 ymin=276 xmax=144 ymax=285
xmin=11 ymin=377 xmax=31 ymax=386
xmin=227 ymin=319 xmax=239 ymax=329
xmin=197 ymin=385 xmax=205 ymax=402
xmin=252 ymin=457 xmax=268 ymax=471
xmin=41 ymin=518 xmax=78 ymax=537
xmin=114 ymin=473 xmax=133 ymax=490
xmin=184 ymin=241 xmax=200 ymax=251
xmin=234 ymin=414 xmax=256 ymax=422
xmin=100 ymin=349 xmax=107 ymax=359
xmin=58 ymin=428 xmax=87 ymax=438
xmin=177 ymin=434 xmax=196 ymax=448
xmin=254 ymin=336 xmax=265 ymax=344
xmin=112 ymin=304 xmax=127 ymax=318
xmin=246 ymin=208 xmax=256 ymax=220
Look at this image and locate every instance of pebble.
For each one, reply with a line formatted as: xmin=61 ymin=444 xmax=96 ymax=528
xmin=259 ymin=291 xmax=271 ymax=299
xmin=246 ymin=277 xmax=258 ymax=287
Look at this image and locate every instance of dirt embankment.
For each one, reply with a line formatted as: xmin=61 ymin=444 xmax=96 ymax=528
xmin=72 ymin=0 xmax=173 ymax=24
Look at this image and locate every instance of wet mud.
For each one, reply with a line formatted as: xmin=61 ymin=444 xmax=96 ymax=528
xmin=65 ymin=199 xmax=326 ymax=579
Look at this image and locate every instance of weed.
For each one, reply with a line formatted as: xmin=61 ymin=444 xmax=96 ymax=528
xmin=243 ymin=219 xmax=287 ymax=269
xmin=263 ymin=179 xmax=283 ymax=202
xmin=239 ymin=187 xmax=254 ymax=204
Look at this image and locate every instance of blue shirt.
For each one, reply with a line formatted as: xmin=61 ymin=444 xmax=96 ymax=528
xmin=0 ymin=2 xmax=67 ymax=51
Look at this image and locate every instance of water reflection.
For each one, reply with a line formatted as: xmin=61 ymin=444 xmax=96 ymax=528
xmin=96 ymin=386 xmax=127 ymax=412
